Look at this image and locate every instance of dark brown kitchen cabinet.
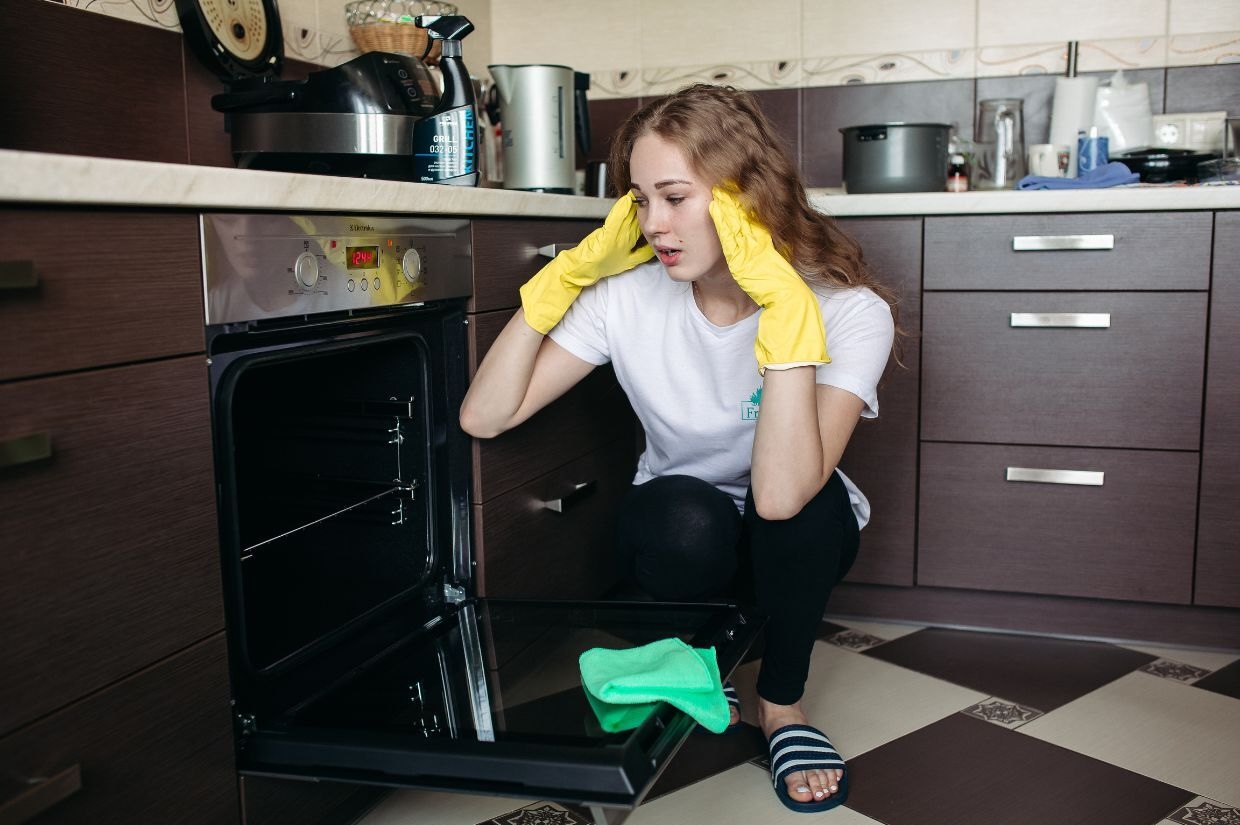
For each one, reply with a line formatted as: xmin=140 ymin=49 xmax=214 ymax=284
xmin=0 ymin=634 xmax=237 ymax=825
xmin=0 ymin=208 xmax=239 ymax=825
xmin=0 ymin=211 xmax=204 ymax=382
xmin=1196 ymin=211 xmax=1240 ymax=608
xmin=466 ymin=217 xmax=637 ymax=601
xmin=469 ymin=218 xmax=602 ymax=312
xmin=918 ymin=442 xmax=1198 ymax=603
xmin=835 ymin=217 xmax=921 ymax=586
xmin=915 ymin=210 xmax=1211 ymax=606
xmin=921 ymin=291 xmax=1208 ymax=450
xmin=923 ymin=212 xmax=1212 ymax=291
xmin=0 ymin=356 xmax=222 ymax=737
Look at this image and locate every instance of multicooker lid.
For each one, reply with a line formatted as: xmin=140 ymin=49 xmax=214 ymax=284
xmin=175 ymin=0 xmax=284 ymax=82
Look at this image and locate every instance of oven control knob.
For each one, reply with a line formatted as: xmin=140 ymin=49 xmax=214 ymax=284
xmin=401 ymin=248 xmax=423 ymax=285
xmin=294 ymin=252 xmax=319 ymax=289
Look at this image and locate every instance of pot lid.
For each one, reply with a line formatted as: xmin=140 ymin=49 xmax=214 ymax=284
xmin=840 ymin=122 xmax=953 ymax=132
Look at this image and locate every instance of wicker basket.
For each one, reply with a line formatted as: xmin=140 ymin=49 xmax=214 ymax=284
xmin=345 ymin=0 xmax=459 ymax=64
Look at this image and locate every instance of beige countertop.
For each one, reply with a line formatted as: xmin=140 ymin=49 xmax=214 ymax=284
xmin=2 ymin=149 xmax=1238 ymax=216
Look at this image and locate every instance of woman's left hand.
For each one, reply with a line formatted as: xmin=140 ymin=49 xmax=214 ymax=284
xmin=708 ymin=187 xmax=829 ymax=374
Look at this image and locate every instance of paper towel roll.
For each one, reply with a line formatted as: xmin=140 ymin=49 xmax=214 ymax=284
xmin=1049 ymin=76 xmax=1099 ymax=178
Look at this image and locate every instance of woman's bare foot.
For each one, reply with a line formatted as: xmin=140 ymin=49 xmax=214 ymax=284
xmin=758 ymin=698 xmax=844 ymax=804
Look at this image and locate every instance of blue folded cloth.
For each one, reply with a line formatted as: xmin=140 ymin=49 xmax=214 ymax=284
xmin=1017 ymin=161 xmax=1139 ymax=190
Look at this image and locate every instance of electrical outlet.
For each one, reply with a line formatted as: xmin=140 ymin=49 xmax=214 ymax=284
xmin=1151 ymin=111 xmax=1228 ymax=153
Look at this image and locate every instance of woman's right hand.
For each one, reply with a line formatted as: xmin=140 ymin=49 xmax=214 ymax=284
xmin=519 ymin=192 xmax=653 ymax=334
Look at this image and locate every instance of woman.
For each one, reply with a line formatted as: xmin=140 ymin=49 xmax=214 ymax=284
xmin=460 ymin=84 xmax=897 ymax=813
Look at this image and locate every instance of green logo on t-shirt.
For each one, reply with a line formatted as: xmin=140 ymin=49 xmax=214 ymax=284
xmin=740 ymin=386 xmax=761 ymax=421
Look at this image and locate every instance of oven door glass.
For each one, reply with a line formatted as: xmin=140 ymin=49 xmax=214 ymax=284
xmin=238 ymin=598 xmax=760 ymax=821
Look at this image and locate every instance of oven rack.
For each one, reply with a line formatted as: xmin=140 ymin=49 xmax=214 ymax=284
xmin=241 ymin=483 xmax=419 ymax=559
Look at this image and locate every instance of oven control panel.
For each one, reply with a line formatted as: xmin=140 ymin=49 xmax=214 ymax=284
xmin=201 ymin=214 xmax=473 ymax=325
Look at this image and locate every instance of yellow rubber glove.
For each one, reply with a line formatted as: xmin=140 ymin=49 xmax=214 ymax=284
xmin=519 ymin=192 xmax=654 ymax=334
xmin=708 ymin=187 xmax=829 ymax=374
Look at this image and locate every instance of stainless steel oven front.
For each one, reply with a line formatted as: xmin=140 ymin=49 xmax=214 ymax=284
xmin=201 ymin=213 xmax=759 ymax=825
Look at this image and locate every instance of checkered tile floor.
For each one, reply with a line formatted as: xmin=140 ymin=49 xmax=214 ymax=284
xmin=357 ymin=619 xmax=1240 ymax=825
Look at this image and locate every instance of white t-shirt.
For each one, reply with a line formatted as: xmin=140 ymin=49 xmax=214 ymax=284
xmin=548 ymin=260 xmax=895 ymax=529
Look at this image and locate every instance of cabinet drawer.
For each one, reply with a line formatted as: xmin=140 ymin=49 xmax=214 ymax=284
xmin=0 ymin=211 xmax=204 ymax=380
xmin=470 ymin=218 xmax=600 ymax=312
xmin=468 ymin=310 xmax=636 ymax=502
xmin=0 ymin=634 xmax=237 ymax=825
xmin=0 ymin=357 xmax=223 ymax=736
xmin=924 ymin=212 xmax=1212 ymax=290
xmin=918 ymin=442 xmax=1197 ymax=603
xmin=921 ymin=292 xmax=1206 ymax=449
xmin=475 ymin=438 xmax=635 ymax=599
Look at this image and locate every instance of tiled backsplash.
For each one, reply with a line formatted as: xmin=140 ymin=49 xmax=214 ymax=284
xmin=54 ymin=0 xmax=493 ymax=70
xmin=491 ymin=0 xmax=1239 ymax=98
xmin=4 ymin=0 xmax=1237 ymax=189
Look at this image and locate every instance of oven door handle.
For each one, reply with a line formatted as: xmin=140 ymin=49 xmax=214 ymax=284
xmin=0 ymin=764 xmax=82 ymax=824
xmin=542 ymin=480 xmax=596 ymax=513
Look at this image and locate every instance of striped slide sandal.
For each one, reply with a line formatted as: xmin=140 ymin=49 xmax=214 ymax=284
xmin=767 ymin=723 xmax=849 ymax=812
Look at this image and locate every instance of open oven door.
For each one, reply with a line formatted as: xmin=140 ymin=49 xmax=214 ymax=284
xmin=233 ymin=599 xmax=761 ymax=825
xmin=206 ymin=290 xmax=762 ymax=824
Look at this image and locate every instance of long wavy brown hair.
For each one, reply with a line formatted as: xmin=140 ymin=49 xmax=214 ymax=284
xmin=608 ymin=83 xmax=903 ymax=363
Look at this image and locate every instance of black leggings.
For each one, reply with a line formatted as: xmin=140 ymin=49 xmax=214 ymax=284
xmin=615 ymin=473 xmax=860 ymax=706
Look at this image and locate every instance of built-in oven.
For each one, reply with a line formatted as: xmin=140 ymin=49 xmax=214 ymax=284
xmin=201 ymin=213 xmax=760 ymax=825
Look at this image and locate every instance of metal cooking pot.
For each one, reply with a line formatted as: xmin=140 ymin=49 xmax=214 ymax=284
xmin=840 ymin=123 xmax=952 ymax=194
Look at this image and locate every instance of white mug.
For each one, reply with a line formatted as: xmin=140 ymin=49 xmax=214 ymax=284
xmin=1028 ymin=143 xmax=1072 ymax=177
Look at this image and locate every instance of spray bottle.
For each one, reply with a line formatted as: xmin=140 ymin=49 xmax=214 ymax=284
xmin=411 ymin=15 xmax=479 ymax=186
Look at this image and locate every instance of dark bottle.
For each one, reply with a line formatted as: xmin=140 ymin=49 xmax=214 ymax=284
xmin=411 ymin=15 xmax=479 ymax=186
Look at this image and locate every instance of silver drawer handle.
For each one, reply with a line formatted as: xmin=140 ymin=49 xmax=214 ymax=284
xmin=0 ymin=433 xmax=53 ymax=469
xmin=1012 ymin=234 xmax=1115 ymax=251
xmin=543 ymin=480 xmax=596 ymax=513
xmin=1006 ymin=467 xmax=1105 ymax=486
xmin=0 ymin=260 xmax=39 ymax=290
xmin=1010 ymin=312 xmax=1111 ymax=328
xmin=0 ymin=764 xmax=82 ymax=824
xmin=537 ymin=243 xmax=577 ymax=259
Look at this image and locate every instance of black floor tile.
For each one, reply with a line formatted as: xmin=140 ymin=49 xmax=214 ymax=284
xmin=862 ymin=627 xmax=1156 ymax=712
xmin=846 ymin=714 xmax=1194 ymax=825
xmin=1193 ymin=659 xmax=1240 ymax=700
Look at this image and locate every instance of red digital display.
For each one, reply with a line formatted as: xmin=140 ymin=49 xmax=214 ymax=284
xmin=346 ymin=245 xmax=379 ymax=270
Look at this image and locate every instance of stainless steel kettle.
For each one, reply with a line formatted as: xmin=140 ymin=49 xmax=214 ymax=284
xmin=488 ymin=64 xmax=591 ymax=193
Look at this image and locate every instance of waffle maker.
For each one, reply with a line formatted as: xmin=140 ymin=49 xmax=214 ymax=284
xmin=176 ymin=0 xmax=477 ymax=182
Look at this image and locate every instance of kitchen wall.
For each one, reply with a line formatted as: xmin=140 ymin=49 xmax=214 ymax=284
xmin=3 ymin=0 xmax=1237 ymax=187
xmin=491 ymin=0 xmax=1240 ymax=98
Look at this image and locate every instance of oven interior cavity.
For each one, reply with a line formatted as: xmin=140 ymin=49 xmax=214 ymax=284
xmin=225 ymin=335 xmax=438 ymax=673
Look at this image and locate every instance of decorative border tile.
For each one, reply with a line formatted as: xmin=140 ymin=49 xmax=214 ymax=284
xmin=802 ymin=48 xmax=976 ymax=88
xmin=588 ymin=69 xmax=641 ymax=100
xmin=640 ymin=60 xmax=802 ymax=97
xmin=978 ymin=36 xmax=1167 ymax=77
xmin=1167 ymin=32 xmax=1240 ymax=67
xmin=62 ymin=0 xmax=180 ymax=29
xmin=961 ymin=696 xmax=1045 ymax=729
xmin=479 ymin=801 xmax=593 ymax=825
xmin=1140 ymin=659 xmax=1215 ymax=684
xmin=1163 ymin=796 xmax=1240 ymax=825
xmin=826 ymin=628 xmax=888 ymax=652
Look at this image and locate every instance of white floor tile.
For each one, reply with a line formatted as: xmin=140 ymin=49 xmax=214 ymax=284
xmin=1020 ymin=671 xmax=1240 ymax=807
xmin=358 ymin=787 xmax=528 ymax=825
xmin=730 ymin=640 xmax=989 ymax=757
xmin=1119 ymin=643 xmax=1240 ymax=673
xmin=628 ymin=762 xmax=885 ymax=825
xmin=825 ymin=616 xmax=926 ymax=642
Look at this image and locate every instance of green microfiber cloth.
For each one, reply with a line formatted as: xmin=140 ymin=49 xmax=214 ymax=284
xmin=579 ymin=638 xmax=729 ymax=734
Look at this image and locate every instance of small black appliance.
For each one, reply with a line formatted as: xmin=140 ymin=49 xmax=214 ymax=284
xmin=176 ymin=0 xmax=478 ymax=183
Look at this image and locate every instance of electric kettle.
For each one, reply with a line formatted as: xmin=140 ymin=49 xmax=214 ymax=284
xmin=488 ymin=64 xmax=592 ymax=193
xmin=973 ymin=98 xmax=1026 ymax=190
